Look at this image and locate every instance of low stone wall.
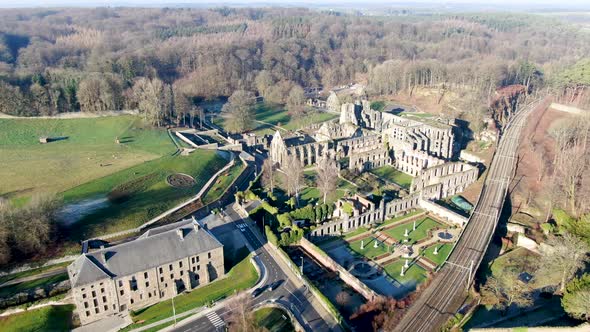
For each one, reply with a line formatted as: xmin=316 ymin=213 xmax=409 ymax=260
xmin=419 ymin=199 xmax=468 ymax=226
xmin=299 ymin=238 xmax=381 ymax=302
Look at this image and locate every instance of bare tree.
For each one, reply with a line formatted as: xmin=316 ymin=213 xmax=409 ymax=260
xmin=480 ymin=270 xmax=533 ymax=311
xmin=261 ymin=158 xmax=275 ymax=194
xmin=536 ymin=233 xmax=589 ymax=293
xmin=281 ymin=154 xmax=304 ymax=200
xmin=316 ymin=156 xmax=339 ymax=204
xmin=226 ymin=292 xmax=262 ymax=332
xmin=286 ymin=84 xmax=306 ymax=120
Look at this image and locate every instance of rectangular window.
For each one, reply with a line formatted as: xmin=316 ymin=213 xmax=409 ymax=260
xmin=191 ymin=257 xmax=195 ymax=264
xmin=180 ymin=271 xmax=183 ymax=276
xmin=118 ymin=280 xmax=123 ymax=287
xmin=197 ymin=265 xmax=200 ymax=271
xmin=104 ymin=305 xmax=108 ymax=311
xmin=130 ymin=299 xmax=134 ymax=304
xmin=102 ymin=296 xmax=107 ymax=303
xmin=148 ymin=292 xmax=152 ymax=298
xmin=170 ymin=273 xmax=173 ymax=280
xmin=159 ymin=267 xmax=163 ymax=274
xmin=84 ymin=302 xmax=89 ymax=308
xmin=95 ymin=308 xmax=99 ymax=314
xmin=179 ymin=261 xmax=183 ymax=268
xmin=101 ymin=288 xmax=105 ymax=293
xmin=86 ymin=311 xmax=90 ymax=317
xmin=93 ymin=299 xmax=98 ymax=306
xmin=144 ymin=272 xmax=148 ymax=279
xmin=82 ymin=293 xmax=87 ymax=299
xmin=120 ymin=290 xmax=124 ymax=296
xmin=145 ymin=281 xmax=149 ymax=288
xmin=160 ymin=277 xmax=164 ymax=282
xmin=196 ymin=256 xmax=199 ymax=263
xmin=92 ymin=291 xmax=96 ymax=297
xmin=208 ymin=252 xmax=211 ymax=259
xmin=169 ymin=264 xmax=173 ymax=271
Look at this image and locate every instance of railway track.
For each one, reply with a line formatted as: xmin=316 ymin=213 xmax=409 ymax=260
xmin=394 ymin=100 xmax=542 ymax=332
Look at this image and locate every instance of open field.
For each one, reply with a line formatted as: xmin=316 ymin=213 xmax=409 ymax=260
xmin=383 ymin=217 xmax=443 ymax=243
xmin=379 ymin=210 xmax=424 ymax=228
xmin=0 ymin=304 xmax=74 ymax=332
xmin=0 ymin=116 xmax=174 ymax=201
xmin=63 ymin=151 xmax=227 ymax=240
xmin=254 ymin=307 xmax=295 ymax=332
xmin=125 ymin=255 xmax=258 ymax=330
xmin=383 ymin=260 xmax=428 ymax=286
xmin=370 ymin=166 xmax=413 ymax=189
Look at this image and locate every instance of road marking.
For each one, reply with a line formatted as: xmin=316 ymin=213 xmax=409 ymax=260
xmin=206 ymin=311 xmax=225 ymax=328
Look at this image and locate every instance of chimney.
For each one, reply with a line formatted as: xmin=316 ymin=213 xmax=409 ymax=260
xmin=176 ymin=228 xmax=184 ymax=240
xmin=193 ymin=220 xmax=200 ymax=232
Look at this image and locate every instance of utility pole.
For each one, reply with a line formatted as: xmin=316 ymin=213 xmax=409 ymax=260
xmin=300 ymin=256 xmax=304 ymax=275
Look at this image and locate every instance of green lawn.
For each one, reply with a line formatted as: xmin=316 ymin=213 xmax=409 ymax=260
xmin=254 ymin=307 xmax=295 ymax=332
xmin=370 ymin=166 xmax=413 ymax=189
xmin=348 ymin=237 xmax=390 ymax=259
xmin=214 ymin=103 xmax=337 ymax=136
xmin=343 ymin=226 xmax=369 ymax=240
xmin=63 ymin=150 xmax=227 ymax=240
xmin=379 ymin=210 xmax=424 ymax=228
xmin=422 ymin=243 xmax=453 ymax=266
xmin=0 ymin=304 xmax=74 ymax=332
xmin=383 ymin=260 xmax=428 ymax=285
xmin=127 ymin=255 xmax=258 ymax=329
xmin=0 ymin=273 xmax=69 ymax=298
xmin=0 ymin=261 xmax=71 ymax=285
xmin=383 ymin=217 xmax=443 ymax=243
xmin=0 ymin=115 xmax=174 ymax=200
xmin=201 ymin=159 xmax=244 ymax=205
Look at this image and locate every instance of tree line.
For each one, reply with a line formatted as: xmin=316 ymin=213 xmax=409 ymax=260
xmin=0 ymin=8 xmax=588 ymax=120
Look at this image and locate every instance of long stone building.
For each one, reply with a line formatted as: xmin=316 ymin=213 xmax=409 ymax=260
xmin=68 ymin=217 xmax=225 ymax=325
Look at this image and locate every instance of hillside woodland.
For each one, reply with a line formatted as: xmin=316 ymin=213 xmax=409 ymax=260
xmin=0 ymin=7 xmax=588 ymax=124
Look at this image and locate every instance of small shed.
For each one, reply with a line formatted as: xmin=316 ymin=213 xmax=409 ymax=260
xmin=39 ymin=137 xmax=49 ymax=144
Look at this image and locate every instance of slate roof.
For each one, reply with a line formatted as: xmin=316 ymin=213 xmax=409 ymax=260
xmin=68 ymin=217 xmax=223 ymax=288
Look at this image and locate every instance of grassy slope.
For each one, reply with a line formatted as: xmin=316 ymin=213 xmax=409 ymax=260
xmin=0 ymin=273 xmax=68 ymax=298
xmin=0 ymin=262 xmax=71 ymax=285
xmin=0 ymin=116 xmax=173 ymax=199
xmin=126 ymin=255 xmax=258 ymax=329
xmin=0 ymin=304 xmax=74 ymax=332
xmin=254 ymin=307 xmax=295 ymax=332
xmin=201 ymin=159 xmax=244 ymax=205
xmin=64 ymin=150 xmax=226 ymax=240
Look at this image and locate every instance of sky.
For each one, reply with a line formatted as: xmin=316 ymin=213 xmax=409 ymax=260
xmin=0 ymin=0 xmax=589 ymax=10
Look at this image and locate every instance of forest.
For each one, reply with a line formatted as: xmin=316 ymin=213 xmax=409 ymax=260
xmin=0 ymin=7 xmax=589 ymax=123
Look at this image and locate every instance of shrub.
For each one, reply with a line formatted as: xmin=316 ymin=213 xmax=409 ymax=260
xmin=265 ymin=225 xmax=279 ymax=246
xmin=277 ymin=213 xmax=292 ymax=228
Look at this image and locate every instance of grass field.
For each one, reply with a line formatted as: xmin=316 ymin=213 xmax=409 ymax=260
xmin=379 ymin=210 xmax=424 ymax=228
xmin=348 ymin=237 xmax=390 ymax=259
xmin=63 ymin=150 xmax=227 ymax=240
xmin=383 ymin=217 xmax=443 ymax=243
xmin=214 ymin=103 xmax=337 ymax=135
xmin=0 ymin=272 xmax=68 ymax=298
xmin=0 ymin=115 xmax=174 ymax=200
xmin=0 ymin=304 xmax=74 ymax=332
xmin=422 ymin=243 xmax=453 ymax=266
xmin=254 ymin=307 xmax=295 ymax=332
xmin=370 ymin=166 xmax=413 ymax=189
xmin=126 ymin=255 xmax=258 ymax=330
xmin=383 ymin=260 xmax=428 ymax=285
xmin=343 ymin=226 xmax=369 ymax=240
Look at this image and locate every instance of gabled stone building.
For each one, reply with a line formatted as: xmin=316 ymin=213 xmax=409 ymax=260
xmin=68 ymin=217 xmax=224 ymax=325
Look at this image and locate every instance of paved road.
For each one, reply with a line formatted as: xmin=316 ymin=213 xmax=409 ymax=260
xmin=170 ymin=204 xmax=339 ymax=332
xmin=395 ymin=100 xmax=542 ymax=332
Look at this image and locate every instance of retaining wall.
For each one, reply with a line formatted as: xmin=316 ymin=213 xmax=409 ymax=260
xmin=299 ymin=238 xmax=381 ymax=302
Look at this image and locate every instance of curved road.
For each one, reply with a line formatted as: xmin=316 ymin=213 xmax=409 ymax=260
xmin=395 ymin=100 xmax=541 ymax=332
